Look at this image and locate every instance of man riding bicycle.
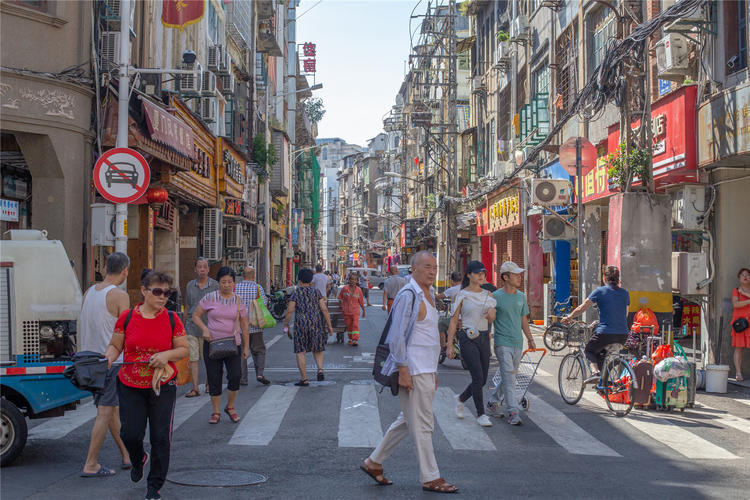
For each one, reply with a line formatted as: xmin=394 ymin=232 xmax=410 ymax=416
xmin=563 ymin=266 xmax=630 ymax=384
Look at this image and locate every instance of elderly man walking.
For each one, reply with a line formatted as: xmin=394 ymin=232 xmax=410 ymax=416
xmin=183 ymin=258 xmax=218 ymax=397
xmin=381 ymin=265 xmax=406 ymax=313
xmin=361 ymin=251 xmax=458 ymax=494
xmin=236 ymin=266 xmax=271 ymax=385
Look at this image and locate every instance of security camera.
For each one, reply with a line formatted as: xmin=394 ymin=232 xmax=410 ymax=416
xmin=727 ymin=55 xmax=739 ymax=69
xmin=182 ymin=50 xmax=197 ymax=65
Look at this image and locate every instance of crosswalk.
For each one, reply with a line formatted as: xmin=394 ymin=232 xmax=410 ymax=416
xmin=27 ymin=381 xmax=750 ymax=461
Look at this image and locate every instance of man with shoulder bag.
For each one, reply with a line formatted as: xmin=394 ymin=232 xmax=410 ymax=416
xmin=236 ymin=266 xmax=271 ymax=385
xmin=361 ymin=251 xmax=458 ymax=494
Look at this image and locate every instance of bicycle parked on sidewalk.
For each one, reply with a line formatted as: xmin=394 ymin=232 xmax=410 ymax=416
xmin=557 ymin=321 xmax=637 ymax=417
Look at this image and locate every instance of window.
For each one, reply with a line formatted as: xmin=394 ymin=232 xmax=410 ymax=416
xmin=458 ymin=52 xmax=470 ymax=71
xmin=592 ymin=11 xmax=616 ymax=70
xmin=725 ymin=0 xmax=748 ymax=74
xmin=530 ymin=0 xmax=542 ymax=14
xmin=208 ymin=1 xmax=220 ymax=44
xmin=8 ymin=0 xmax=48 ymax=12
xmin=556 ymin=26 xmax=578 ymax=116
xmin=532 ymin=62 xmax=550 ymax=97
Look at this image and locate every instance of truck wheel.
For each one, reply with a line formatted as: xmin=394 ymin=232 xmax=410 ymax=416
xmin=1 ymin=398 xmax=27 ymax=467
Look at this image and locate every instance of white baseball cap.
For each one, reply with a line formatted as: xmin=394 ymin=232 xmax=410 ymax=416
xmin=499 ymin=261 xmax=525 ymax=274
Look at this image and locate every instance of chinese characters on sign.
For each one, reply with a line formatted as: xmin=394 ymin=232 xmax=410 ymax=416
xmin=222 ymin=150 xmax=245 ymax=184
xmin=1 ymin=199 xmax=19 ymax=222
xmin=302 ymin=42 xmax=316 ymax=74
xmin=224 ymin=197 xmax=251 ymax=220
xmin=141 ymin=99 xmax=195 ymax=159
xmin=487 ymin=189 xmax=520 ymax=233
xmin=193 ymin=146 xmax=211 ymax=178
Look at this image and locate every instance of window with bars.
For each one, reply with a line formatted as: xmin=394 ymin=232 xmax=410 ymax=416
xmin=533 ymin=63 xmax=550 ymax=97
xmin=556 ymin=26 xmax=578 ymax=117
xmin=592 ymin=9 xmax=616 ymax=70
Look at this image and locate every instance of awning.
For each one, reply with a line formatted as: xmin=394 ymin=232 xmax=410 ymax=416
xmin=457 ymin=35 xmax=475 ymax=54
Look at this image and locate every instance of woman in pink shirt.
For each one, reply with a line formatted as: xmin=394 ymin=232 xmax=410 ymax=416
xmin=192 ymin=267 xmax=249 ymax=424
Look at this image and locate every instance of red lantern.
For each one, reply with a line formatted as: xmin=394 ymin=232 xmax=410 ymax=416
xmin=145 ymin=187 xmax=169 ymax=211
xmin=413 ymin=157 xmax=419 ymax=165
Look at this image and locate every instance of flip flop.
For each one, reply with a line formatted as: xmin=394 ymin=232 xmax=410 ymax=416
xmin=294 ymin=379 xmax=309 ymax=386
xmin=121 ymin=461 xmax=132 ymax=470
xmin=80 ymin=466 xmax=115 ymax=478
xmin=317 ymin=371 xmax=325 ymax=381
xmin=184 ymin=389 xmax=200 ymax=398
xmin=359 ymin=462 xmax=393 ymax=486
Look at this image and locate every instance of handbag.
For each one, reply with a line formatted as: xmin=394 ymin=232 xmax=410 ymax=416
xmin=175 ymin=356 xmax=191 ymax=386
xmin=208 ymin=296 xmax=240 ymax=360
xmin=63 ymin=351 xmax=109 ymax=393
xmin=373 ymin=289 xmax=417 ymax=395
xmin=248 ymin=285 xmax=266 ymax=329
xmin=733 ymin=317 xmax=749 ymax=333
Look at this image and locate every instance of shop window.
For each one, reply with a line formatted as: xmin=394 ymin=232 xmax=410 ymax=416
xmin=8 ymin=0 xmax=48 ymax=12
xmin=725 ymin=0 xmax=748 ymax=75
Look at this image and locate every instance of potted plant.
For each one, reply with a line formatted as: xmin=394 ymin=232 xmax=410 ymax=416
xmin=605 ymin=142 xmax=652 ymax=192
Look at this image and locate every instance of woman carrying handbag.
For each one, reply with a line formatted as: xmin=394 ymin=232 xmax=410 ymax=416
xmin=731 ymin=268 xmax=750 ymax=382
xmin=192 ymin=267 xmax=250 ymax=424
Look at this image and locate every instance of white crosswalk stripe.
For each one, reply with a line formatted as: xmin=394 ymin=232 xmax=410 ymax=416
xmin=229 ymin=385 xmax=298 ymax=446
xmin=338 ymin=384 xmax=383 ymax=447
xmin=433 ymin=387 xmax=496 ymax=451
xmin=28 ymin=400 xmax=96 ymax=440
xmin=735 ymin=398 xmax=750 ymax=407
xmin=684 ymin=403 xmax=750 ymax=435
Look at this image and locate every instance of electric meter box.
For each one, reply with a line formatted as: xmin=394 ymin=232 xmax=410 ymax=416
xmin=91 ymin=203 xmax=115 ymax=246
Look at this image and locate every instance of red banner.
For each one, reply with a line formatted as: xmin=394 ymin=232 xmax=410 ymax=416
xmin=161 ymin=0 xmax=205 ymax=31
xmin=141 ymin=98 xmax=195 ymax=159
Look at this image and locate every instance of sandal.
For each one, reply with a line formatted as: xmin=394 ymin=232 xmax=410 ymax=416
xmin=294 ymin=379 xmax=309 ymax=386
xmin=257 ymin=376 xmax=271 ymax=385
xmin=185 ymin=389 xmax=200 ymax=398
xmin=224 ymin=407 xmax=240 ymax=423
xmin=422 ymin=478 xmax=458 ymax=494
xmin=209 ymin=412 xmax=220 ymax=424
xmin=359 ymin=461 xmax=392 ymax=486
xmin=317 ymin=371 xmax=325 ymax=381
xmin=737 ymin=373 xmax=745 ymax=382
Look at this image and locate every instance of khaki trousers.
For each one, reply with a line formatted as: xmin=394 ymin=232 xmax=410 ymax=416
xmin=369 ymin=372 xmax=440 ymax=483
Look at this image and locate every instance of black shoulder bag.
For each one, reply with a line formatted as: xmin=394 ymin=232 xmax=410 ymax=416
xmin=373 ymin=289 xmax=417 ymax=395
xmin=732 ymin=288 xmax=750 ymax=333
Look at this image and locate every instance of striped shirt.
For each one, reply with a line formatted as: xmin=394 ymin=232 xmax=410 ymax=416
xmin=236 ymin=280 xmax=267 ymax=333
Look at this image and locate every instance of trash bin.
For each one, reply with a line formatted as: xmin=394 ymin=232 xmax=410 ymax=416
xmin=705 ymin=364 xmax=729 ymax=393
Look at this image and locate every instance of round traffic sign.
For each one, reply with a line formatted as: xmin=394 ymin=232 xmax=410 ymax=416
xmin=93 ymin=147 xmax=151 ymax=203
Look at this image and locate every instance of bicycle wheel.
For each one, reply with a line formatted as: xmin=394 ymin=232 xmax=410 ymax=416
xmin=558 ymin=353 xmax=585 ymax=405
xmin=602 ymin=357 xmax=636 ymax=417
xmin=543 ymin=323 xmax=569 ymax=352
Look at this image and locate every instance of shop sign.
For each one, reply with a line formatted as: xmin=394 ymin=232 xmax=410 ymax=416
xmin=193 ymin=146 xmax=212 ymax=178
xmin=697 ymin=82 xmax=750 ymax=166
xmin=475 ymin=206 xmax=488 ymax=236
xmin=2 ymin=175 xmax=28 ymax=200
xmin=301 ymin=42 xmax=316 ymax=74
xmin=487 ymin=189 xmax=520 ymax=233
xmin=141 ymin=98 xmax=194 ymax=159
xmin=0 ymin=199 xmax=19 ymax=222
xmin=222 ymin=150 xmax=245 ymax=184
xmin=291 ymin=208 xmax=303 ymax=245
xmin=577 ymin=149 xmax=610 ymax=203
xmin=224 ymin=197 xmax=251 ymax=220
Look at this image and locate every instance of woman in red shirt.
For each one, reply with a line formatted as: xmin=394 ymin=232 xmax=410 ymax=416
xmin=732 ymin=268 xmax=750 ymax=381
xmin=105 ymin=271 xmax=188 ymax=500
xmin=338 ymin=273 xmax=365 ymax=346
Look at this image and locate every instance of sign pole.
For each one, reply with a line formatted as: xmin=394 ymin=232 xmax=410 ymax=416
xmin=115 ymin=0 xmax=131 ymax=254
xmin=575 ymin=137 xmax=583 ymax=304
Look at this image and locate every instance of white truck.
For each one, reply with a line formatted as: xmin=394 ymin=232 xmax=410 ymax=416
xmin=0 ymin=230 xmax=88 ymax=465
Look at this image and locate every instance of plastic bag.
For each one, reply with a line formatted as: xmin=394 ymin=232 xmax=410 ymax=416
xmin=175 ymin=356 xmax=191 ymax=386
xmin=632 ymin=307 xmax=659 ymax=335
xmin=651 ymin=344 xmax=673 ymax=365
xmin=258 ymin=297 xmax=277 ymax=328
xmin=654 ymin=356 xmax=690 ymax=382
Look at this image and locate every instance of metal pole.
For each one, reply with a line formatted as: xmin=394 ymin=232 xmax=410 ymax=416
xmin=575 ymin=137 xmax=583 ymax=303
xmin=115 ymin=0 xmax=131 ymax=255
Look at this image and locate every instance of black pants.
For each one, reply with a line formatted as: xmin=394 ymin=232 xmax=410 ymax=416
xmin=584 ymin=333 xmax=629 ymax=371
xmin=203 ymin=342 xmax=242 ymax=396
xmin=118 ymin=379 xmax=176 ymax=493
xmin=458 ymin=330 xmax=491 ymax=416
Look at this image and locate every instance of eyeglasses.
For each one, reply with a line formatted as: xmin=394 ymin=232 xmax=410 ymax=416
xmin=146 ymin=287 xmax=173 ymax=297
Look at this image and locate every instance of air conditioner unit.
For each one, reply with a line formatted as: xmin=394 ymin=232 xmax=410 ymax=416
xmin=542 ymin=215 xmax=576 ymax=240
xmin=227 ymin=250 xmax=247 ymax=262
xmin=471 ymin=75 xmax=486 ymax=94
xmin=220 ymin=74 xmax=235 ymax=96
xmin=201 ymin=71 xmax=217 ymax=95
xmin=207 ymin=45 xmax=223 ymax=72
xmin=655 ymin=33 xmax=691 ymax=82
xmin=510 ymin=15 xmax=530 ymax=41
xmin=672 ymin=252 xmax=708 ymax=295
xmin=532 ymin=179 xmax=570 ymax=205
xmin=140 ymin=73 xmax=162 ymax=100
xmin=494 ymin=41 xmax=512 ymax=69
xmin=179 ymin=61 xmax=202 ymax=95
xmin=200 ymin=97 xmax=217 ymax=122
xmin=670 ymin=185 xmax=705 ymax=230
xmin=202 ymin=208 xmax=223 ymax=261
xmin=219 ymin=52 xmax=232 ymax=75
xmin=100 ymin=31 xmax=122 ymax=70
xmin=225 ymin=223 xmax=244 ymax=249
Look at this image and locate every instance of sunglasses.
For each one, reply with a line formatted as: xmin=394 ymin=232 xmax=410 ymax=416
xmin=146 ymin=287 xmax=173 ymax=297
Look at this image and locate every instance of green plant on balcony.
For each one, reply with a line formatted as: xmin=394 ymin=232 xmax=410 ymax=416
xmin=251 ymin=134 xmax=278 ymax=182
xmin=605 ymin=142 xmax=652 ymax=192
xmin=496 ymin=30 xmax=510 ymax=42
xmin=425 ymin=193 xmax=437 ymax=211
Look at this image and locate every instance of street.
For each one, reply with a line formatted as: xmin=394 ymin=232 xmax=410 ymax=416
xmin=2 ymin=288 xmax=749 ymax=499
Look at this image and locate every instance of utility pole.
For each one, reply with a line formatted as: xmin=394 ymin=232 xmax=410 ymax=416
xmin=115 ymin=0 xmax=131 ymax=255
xmin=445 ymin=0 xmax=458 ymax=284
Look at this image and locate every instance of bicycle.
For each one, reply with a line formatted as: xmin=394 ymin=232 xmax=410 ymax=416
xmin=557 ymin=322 xmax=637 ymax=417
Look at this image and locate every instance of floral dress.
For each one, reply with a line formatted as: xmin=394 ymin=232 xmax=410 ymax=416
xmin=291 ymin=286 xmax=327 ymax=353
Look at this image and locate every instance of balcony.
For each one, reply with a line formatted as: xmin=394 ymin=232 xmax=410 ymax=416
xmin=257 ymin=19 xmax=282 ymax=57
xmin=257 ymin=0 xmax=274 ymax=20
xmin=226 ymin=0 xmax=252 ymax=48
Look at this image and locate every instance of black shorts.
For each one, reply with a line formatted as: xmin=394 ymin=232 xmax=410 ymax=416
xmin=94 ymin=365 xmax=120 ymax=407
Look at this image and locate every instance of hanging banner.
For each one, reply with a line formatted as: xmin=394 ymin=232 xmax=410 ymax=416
xmin=161 ymin=0 xmax=205 ymax=31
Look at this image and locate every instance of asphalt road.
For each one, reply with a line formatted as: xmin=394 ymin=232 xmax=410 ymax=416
xmin=3 ymin=288 xmax=750 ymax=499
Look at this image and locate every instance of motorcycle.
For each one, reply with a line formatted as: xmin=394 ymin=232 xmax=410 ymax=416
xmin=268 ymin=286 xmax=295 ymax=321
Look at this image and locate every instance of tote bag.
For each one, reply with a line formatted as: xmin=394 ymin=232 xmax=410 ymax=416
xmin=258 ymin=296 xmax=277 ymax=328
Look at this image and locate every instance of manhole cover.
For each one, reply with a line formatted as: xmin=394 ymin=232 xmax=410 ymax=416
xmin=167 ymin=469 xmax=267 ymax=487
xmin=350 ymin=379 xmax=375 ymax=385
xmin=282 ymin=380 xmax=336 ymax=387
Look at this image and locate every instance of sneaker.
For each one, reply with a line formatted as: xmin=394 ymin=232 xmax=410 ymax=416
xmin=507 ymin=412 xmax=522 ymax=426
xmin=455 ymin=395 xmax=465 ymax=419
xmin=486 ymin=401 xmax=505 ymax=419
xmin=131 ymin=452 xmax=149 ymax=484
xmin=145 ymin=489 xmax=161 ymax=500
xmin=476 ymin=414 xmax=493 ymax=427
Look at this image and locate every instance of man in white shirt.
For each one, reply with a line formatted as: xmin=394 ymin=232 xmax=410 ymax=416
xmin=361 ymin=251 xmax=458 ymax=494
xmin=436 ymin=272 xmax=463 ymax=304
xmin=80 ymin=252 xmax=131 ymax=477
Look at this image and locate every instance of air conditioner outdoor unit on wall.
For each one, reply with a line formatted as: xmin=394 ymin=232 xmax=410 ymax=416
xmin=202 ymin=208 xmax=223 ymax=261
xmin=510 ymin=15 xmax=530 ymax=42
xmin=655 ymin=33 xmax=691 ymax=82
xmin=471 ymin=75 xmax=486 ymax=94
xmin=670 ymin=184 xmax=705 ymax=230
xmin=225 ymin=224 xmax=244 ymax=249
xmin=671 ymin=252 xmax=708 ymax=295
xmin=202 ymin=71 xmax=217 ymax=95
xmin=220 ymin=74 xmax=235 ymax=96
xmin=100 ymin=31 xmax=122 ymax=70
xmin=179 ymin=61 xmax=202 ymax=95
xmin=532 ymin=179 xmax=570 ymax=205
xmin=542 ymin=215 xmax=576 ymax=240
xmin=207 ymin=45 xmax=223 ymax=72
xmin=220 ymin=53 xmax=233 ymax=75
xmin=494 ymin=41 xmax=511 ymax=70
xmin=200 ymin=97 xmax=217 ymax=122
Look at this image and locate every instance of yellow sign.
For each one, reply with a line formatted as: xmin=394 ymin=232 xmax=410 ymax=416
xmin=123 ymin=219 xmax=128 ymax=236
xmin=487 ymin=188 xmax=520 ymax=233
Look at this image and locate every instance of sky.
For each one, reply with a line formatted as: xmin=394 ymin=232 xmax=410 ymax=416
xmin=296 ymin=0 xmax=420 ymax=147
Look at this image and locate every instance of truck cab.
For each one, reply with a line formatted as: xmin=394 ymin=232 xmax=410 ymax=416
xmin=0 ymin=230 xmax=89 ymax=465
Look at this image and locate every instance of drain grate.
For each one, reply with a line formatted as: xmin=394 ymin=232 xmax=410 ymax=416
xmin=167 ymin=469 xmax=268 ymax=487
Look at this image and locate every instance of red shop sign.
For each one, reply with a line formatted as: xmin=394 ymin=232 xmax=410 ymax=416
xmin=141 ymin=98 xmax=195 ymax=159
xmin=582 ymin=85 xmax=698 ymax=203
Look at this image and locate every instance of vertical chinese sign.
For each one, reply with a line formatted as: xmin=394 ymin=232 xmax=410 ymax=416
xmin=301 ymin=42 xmax=317 ymax=78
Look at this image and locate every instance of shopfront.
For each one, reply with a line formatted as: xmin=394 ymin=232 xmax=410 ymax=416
xmin=478 ymin=187 xmax=522 ymax=288
xmin=697 ymin=81 xmax=750 ymax=371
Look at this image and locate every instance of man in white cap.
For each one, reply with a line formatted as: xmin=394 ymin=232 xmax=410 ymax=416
xmin=487 ymin=261 xmax=536 ymax=425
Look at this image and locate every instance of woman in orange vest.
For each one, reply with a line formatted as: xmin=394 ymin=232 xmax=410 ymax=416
xmin=338 ymin=274 xmax=366 ymax=346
